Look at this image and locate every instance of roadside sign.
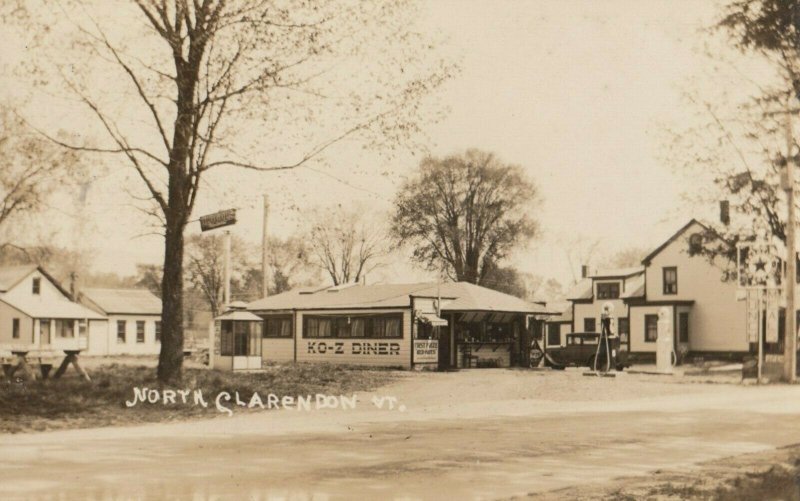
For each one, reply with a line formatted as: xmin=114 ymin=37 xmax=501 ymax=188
xmin=413 ymin=340 xmax=438 ymax=363
xmin=530 ymin=339 xmax=543 ymax=364
xmin=766 ymin=289 xmax=779 ymax=343
xmin=200 ymin=209 xmax=237 ymax=232
xmin=746 ymin=289 xmax=759 ymax=343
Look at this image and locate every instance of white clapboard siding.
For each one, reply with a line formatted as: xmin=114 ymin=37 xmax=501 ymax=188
xmin=262 ymin=338 xmax=294 ymax=363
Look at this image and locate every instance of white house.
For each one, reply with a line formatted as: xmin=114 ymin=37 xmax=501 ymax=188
xmin=80 ymin=288 xmax=162 ymax=356
xmin=625 ymin=219 xmax=747 ymax=358
xmin=0 ymin=265 xmax=106 ymax=352
xmin=549 ymin=219 xmax=749 ymax=360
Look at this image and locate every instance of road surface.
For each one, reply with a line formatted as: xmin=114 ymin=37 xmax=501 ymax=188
xmin=2 ymin=369 xmax=800 ymax=500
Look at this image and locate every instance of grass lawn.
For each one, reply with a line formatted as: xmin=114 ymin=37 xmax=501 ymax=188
xmin=0 ymin=363 xmax=397 ymax=434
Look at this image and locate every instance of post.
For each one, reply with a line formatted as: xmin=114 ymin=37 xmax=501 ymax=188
xmin=223 ymin=230 xmax=231 ymax=308
xmin=758 ymin=289 xmax=763 ymax=384
xmin=261 ymin=194 xmax=270 ymax=299
xmin=785 ymin=109 xmax=797 ymax=383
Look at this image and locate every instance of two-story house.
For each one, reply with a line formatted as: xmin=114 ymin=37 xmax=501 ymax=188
xmin=625 ymin=219 xmax=747 ymax=358
xmin=0 ymin=265 xmax=106 ymax=352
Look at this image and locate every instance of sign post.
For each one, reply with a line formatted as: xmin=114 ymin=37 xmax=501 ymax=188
xmin=200 ymin=209 xmax=237 ymax=310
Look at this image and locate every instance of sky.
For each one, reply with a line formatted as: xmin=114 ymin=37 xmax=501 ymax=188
xmin=3 ymin=0 xmax=741 ymax=288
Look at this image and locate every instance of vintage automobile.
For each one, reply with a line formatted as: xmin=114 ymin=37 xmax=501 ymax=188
xmin=547 ymin=332 xmax=630 ymax=371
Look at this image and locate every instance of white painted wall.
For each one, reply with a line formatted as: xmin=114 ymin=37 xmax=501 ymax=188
xmin=0 ymin=301 xmax=33 ymax=350
xmin=262 ymin=338 xmax=294 ymax=363
xmin=644 ymin=221 xmax=747 ymax=353
xmin=103 ymin=315 xmax=161 ymax=355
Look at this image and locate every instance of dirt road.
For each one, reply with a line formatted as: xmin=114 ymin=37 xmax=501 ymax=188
xmin=2 ymin=369 xmax=800 ymax=500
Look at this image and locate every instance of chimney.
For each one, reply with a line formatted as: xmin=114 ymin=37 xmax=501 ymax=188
xmin=581 ymin=265 xmax=588 ymax=279
xmin=720 ymin=200 xmax=730 ymax=226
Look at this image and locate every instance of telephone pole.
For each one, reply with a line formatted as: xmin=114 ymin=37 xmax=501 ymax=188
xmin=784 ymin=107 xmax=797 ymax=383
xmin=261 ymin=194 xmax=270 ymax=299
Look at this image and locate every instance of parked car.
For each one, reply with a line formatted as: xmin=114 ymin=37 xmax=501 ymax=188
xmin=547 ymin=332 xmax=630 ymax=371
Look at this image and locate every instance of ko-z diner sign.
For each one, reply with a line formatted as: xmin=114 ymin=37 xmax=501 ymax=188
xmin=200 ymin=209 xmax=237 ymax=232
xmin=307 ymin=341 xmax=400 ymax=356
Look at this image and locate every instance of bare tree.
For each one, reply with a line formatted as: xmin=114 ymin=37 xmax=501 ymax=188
xmin=184 ymin=233 xmax=250 ymax=317
xmin=9 ymin=1 xmax=453 ymax=381
xmin=0 ymin=108 xmax=81 ymax=250
xmin=392 ymin=149 xmax=540 ymax=284
xmin=307 ymin=206 xmax=386 ymax=285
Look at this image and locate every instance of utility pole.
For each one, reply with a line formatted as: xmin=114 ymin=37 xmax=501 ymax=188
xmin=784 ymin=107 xmax=797 ymax=383
xmin=261 ymin=194 xmax=270 ymax=299
xmin=223 ymin=230 xmax=231 ymax=309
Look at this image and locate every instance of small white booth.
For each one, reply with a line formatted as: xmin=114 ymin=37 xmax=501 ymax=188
xmin=212 ymin=308 xmax=263 ymax=371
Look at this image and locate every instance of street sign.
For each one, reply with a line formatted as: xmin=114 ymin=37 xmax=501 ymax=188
xmin=200 ymin=209 xmax=237 ymax=232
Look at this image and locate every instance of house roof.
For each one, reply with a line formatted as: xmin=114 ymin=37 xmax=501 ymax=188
xmin=641 ymin=219 xmax=710 ymax=266
xmin=247 ymin=281 xmax=552 ymax=315
xmin=80 ymin=288 xmax=162 ymax=315
xmin=0 ymin=295 xmax=105 ymax=320
xmin=565 ymin=278 xmax=593 ymax=301
xmin=545 ymin=301 xmax=572 ymax=322
xmin=0 ymin=265 xmax=37 ymax=292
xmin=589 ymin=266 xmax=645 ymax=279
xmin=621 ymin=273 xmax=646 ymax=299
xmin=0 ymin=265 xmax=74 ymax=299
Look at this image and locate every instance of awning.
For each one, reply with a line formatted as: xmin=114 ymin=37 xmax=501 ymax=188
xmin=416 ymin=311 xmax=448 ymax=327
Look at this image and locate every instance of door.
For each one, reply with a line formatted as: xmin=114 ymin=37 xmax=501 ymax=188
xmin=40 ymin=319 xmax=51 ymax=346
xmin=438 ymin=318 xmax=451 ymax=369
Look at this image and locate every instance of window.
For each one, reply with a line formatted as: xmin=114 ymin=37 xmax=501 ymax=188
xmin=220 ymin=321 xmax=233 ymax=356
xmin=32 ymin=277 xmax=41 ymax=295
xmin=596 ymin=282 xmax=620 ymax=299
xmin=679 ymin=312 xmax=689 ymax=343
xmin=136 ymin=321 xmax=145 ymax=343
xmin=303 ymin=314 xmax=403 ymax=339
xmin=263 ymin=316 xmax=293 ymax=338
xmin=547 ymin=324 xmax=561 ymax=346
xmin=617 ymin=318 xmax=629 ymax=344
xmin=56 ymin=319 xmax=74 ymax=338
xmin=645 ymin=314 xmax=659 ymax=342
xmin=663 ymin=267 xmax=678 ymax=295
xmin=689 ymin=233 xmax=703 ymax=254
xmin=12 ymin=318 xmax=19 ymax=339
xmin=117 ymin=320 xmax=126 ymax=343
xmin=155 ymin=321 xmax=161 ymax=342
xmin=583 ymin=317 xmax=596 ymax=332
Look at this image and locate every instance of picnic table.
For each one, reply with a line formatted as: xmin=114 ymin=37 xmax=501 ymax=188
xmin=2 ymin=350 xmax=53 ymax=381
xmin=2 ymin=349 xmax=90 ymax=382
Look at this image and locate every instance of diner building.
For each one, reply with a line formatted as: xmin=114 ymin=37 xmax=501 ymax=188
xmin=210 ymin=281 xmax=554 ymax=371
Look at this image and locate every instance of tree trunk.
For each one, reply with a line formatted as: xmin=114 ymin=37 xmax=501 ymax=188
xmin=157 ymin=216 xmax=186 ymax=383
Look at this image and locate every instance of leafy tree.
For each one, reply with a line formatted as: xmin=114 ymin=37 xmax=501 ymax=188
xmin=8 ymin=0 xmax=453 ymax=382
xmin=392 ymin=149 xmax=539 ymax=284
xmin=666 ymin=1 xmax=800 ymax=276
xmin=306 ymin=206 xmax=387 ymax=286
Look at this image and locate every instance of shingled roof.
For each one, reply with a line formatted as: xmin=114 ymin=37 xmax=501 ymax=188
xmin=81 ymin=288 xmax=162 ymax=315
xmin=247 ymin=281 xmax=553 ymax=315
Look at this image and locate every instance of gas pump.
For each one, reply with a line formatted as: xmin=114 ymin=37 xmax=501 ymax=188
xmin=586 ymin=302 xmax=618 ymax=377
xmin=656 ymin=307 xmax=675 ymax=374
